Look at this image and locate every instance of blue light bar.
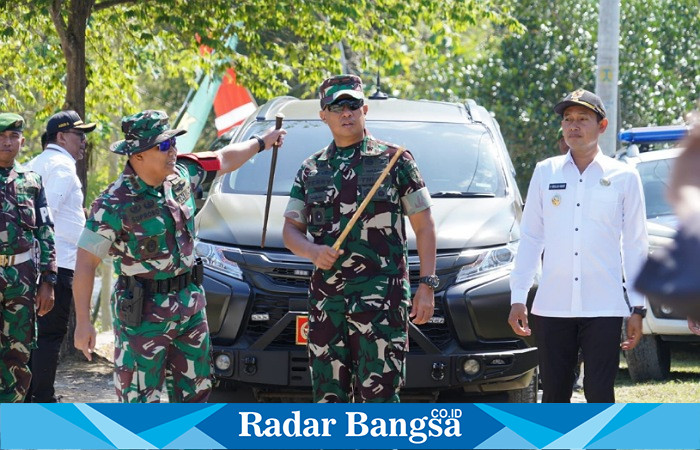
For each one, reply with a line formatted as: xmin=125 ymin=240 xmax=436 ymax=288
xmin=619 ymin=125 xmax=688 ymax=143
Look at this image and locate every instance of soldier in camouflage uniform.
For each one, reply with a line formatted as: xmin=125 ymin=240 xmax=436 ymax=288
xmin=73 ymin=110 xmax=286 ymax=403
xmin=0 ymin=113 xmax=57 ymax=402
xmin=283 ymin=75 xmax=437 ymax=402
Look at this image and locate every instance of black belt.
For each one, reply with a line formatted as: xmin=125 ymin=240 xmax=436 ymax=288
xmin=139 ymin=271 xmax=194 ymax=295
xmin=120 ymin=259 xmax=203 ymax=295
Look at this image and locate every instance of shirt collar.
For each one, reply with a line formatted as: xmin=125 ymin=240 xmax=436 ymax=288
xmin=122 ymin=162 xmax=152 ymax=194
xmin=318 ymin=131 xmax=379 ymax=161
xmin=563 ymin=147 xmax=608 ymax=170
xmin=46 ymin=143 xmax=76 ymax=162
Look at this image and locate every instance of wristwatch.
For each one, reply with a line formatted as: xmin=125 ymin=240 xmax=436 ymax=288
xmin=631 ymin=306 xmax=647 ymax=318
xmin=251 ymin=134 xmax=266 ymax=153
xmin=418 ymin=275 xmax=440 ymax=290
xmin=40 ymin=272 xmax=58 ymax=286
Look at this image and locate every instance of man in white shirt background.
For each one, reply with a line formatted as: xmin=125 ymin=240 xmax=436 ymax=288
xmin=25 ymin=110 xmax=95 ymax=402
xmin=507 ymin=89 xmax=649 ymax=403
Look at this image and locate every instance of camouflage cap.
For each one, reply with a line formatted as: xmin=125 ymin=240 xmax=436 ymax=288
xmin=0 ymin=113 xmax=25 ymax=133
xmin=110 ymin=110 xmax=186 ymax=155
xmin=319 ymin=74 xmax=364 ymax=109
xmin=554 ymin=88 xmax=607 ymax=119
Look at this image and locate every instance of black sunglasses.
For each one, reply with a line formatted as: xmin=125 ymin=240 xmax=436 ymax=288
xmin=326 ymin=98 xmax=364 ymax=113
xmin=157 ymin=137 xmax=176 ymax=152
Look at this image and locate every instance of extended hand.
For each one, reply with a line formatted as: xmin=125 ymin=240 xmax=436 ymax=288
xmin=261 ymin=127 xmax=287 ymax=150
xmin=508 ymin=303 xmax=531 ymax=336
xmin=688 ymin=317 xmax=700 ymax=335
xmin=410 ymin=284 xmax=435 ymax=325
xmin=74 ymin=320 xmax=97 ymax=361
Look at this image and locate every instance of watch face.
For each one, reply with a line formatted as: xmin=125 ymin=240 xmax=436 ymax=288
xmin=420 ymin=275 xmax=440 ymax=289
xmin=42 ymin=273 xmax=58 ymax=285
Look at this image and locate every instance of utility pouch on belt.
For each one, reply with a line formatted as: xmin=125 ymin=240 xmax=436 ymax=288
xmin=193 ymin=257 xmax=204 ymax=286
xmin=119 ymin=279 xmax=144 ymax=328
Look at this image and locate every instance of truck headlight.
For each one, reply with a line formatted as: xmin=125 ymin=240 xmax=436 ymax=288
xmin=455 ymin=241 xmax=518 ymax=284
xmin=194 ymin=240 xmax=244 ymax=280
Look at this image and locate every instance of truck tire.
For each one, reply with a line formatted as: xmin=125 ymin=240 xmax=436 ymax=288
xmin=624 ymin=334 xmax=671 ymax=382
xmin=507 ymin=368 xmax=539 ymax=403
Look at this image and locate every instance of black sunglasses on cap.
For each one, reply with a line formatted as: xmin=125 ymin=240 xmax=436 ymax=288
xmin=326 ymin=98 xmax=364 ymax=113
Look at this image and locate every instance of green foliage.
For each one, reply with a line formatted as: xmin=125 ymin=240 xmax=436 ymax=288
xmin=0 ymin=0 xmax=516 ymax=204
xmin=406 ymin=0 xmax=699 ymax=192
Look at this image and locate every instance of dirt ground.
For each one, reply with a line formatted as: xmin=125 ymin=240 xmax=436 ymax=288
xmin=53 ymin=331 xmax=117 ymax=403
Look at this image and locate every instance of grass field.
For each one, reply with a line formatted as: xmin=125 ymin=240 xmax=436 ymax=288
xmin=615 ymin=342 xmax=700 ymax=403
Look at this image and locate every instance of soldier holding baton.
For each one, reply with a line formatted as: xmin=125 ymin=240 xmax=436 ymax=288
xmin=283 ymin=75 xmax=437 ymax=402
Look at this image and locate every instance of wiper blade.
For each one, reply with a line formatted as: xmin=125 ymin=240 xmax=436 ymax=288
xmin=430 ymin=191 xmax=496 ymax=198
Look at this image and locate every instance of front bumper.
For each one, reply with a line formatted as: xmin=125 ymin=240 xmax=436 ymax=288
xmin=212 ymin=321 xmax=537 ymax=392
xmin=205 ymin=259 xmax=538 ymax=395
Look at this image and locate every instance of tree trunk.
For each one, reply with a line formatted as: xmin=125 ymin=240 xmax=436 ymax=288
xmin=51 ymin=0 xmax=96 ymax=360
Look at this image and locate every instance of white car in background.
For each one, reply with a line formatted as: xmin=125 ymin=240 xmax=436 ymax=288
xmin=617 ymin=125 xmax=700 ymax=382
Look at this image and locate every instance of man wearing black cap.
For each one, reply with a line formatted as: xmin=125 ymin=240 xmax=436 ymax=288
xmin=0 ymin=113 xmax=57 ymax=402
xmin=24 ymin=110 xmax=95 ymax=403
xmin=507 ymin=89 xmax=649 ymax=403
xmin=72 ymin=110 xmax=285 ymax=402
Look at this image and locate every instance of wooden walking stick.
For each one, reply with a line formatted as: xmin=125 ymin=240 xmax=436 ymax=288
xmin=261 ymin=113 xmax=285 ymax=248
xmin=332 ymin=146 xmax=406 ymax=251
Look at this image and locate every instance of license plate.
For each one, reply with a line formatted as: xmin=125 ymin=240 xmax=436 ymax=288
xmin=295 ymin=315 xmax=309 ymax=345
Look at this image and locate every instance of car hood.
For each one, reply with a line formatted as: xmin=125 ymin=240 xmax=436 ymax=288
xmin=195 ymin=194 xmax=518 ymax=251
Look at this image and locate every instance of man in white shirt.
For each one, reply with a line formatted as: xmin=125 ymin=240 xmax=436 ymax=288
xmin=508 ymin=89 xmax=648 ymax=403
xmin=25 ymin=110 xmax=95 ymax=402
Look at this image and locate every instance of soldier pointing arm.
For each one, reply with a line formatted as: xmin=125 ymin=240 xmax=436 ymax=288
xmin=73 ymin=110 xmax=285 ymax=403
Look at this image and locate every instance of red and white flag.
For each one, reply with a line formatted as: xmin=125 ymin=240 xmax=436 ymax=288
xmin=214 ymin=68 xmax=257 ymax=136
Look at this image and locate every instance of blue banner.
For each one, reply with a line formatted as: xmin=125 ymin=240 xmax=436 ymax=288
xmin=2 ymin=403 xmax=699 ymax=449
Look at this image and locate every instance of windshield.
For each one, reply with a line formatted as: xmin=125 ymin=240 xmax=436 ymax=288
xmin=635 ymin=157 xmax=675 ymax=218
xmin=221 ymin=120 xmax=507 ymax=197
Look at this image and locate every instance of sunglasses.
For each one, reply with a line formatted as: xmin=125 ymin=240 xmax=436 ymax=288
xmin=157 ymin=138 xmax=176 ymax=152
xmin=65 ymin=130 xmax=86 ymax=141
xmin=326 ymin=98 xmax=364 ymax=113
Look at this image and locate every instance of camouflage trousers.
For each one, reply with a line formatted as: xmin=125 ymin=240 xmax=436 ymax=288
xmin=308 ymin=306 xmax=408 ymax=403
xmin=0 ymin=261 xmax=37 ymax=403
xmin=113 ymin=308 xmax=212 ymax=403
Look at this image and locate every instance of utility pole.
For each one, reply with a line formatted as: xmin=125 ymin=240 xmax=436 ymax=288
xmin=595 ymin=0 xmax=620 ymax=155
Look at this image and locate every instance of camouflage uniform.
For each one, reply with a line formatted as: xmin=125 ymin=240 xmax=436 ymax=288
xmin=285 ymin=135 xmax=432 ymax=402
xmin=77 ymin=111 xmax=213 ymax=403
xmin=0 ymin=113 xmax=56 ymax=403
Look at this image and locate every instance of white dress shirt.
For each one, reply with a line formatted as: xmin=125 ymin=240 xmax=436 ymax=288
xmin=510 ymin=149 xmax=648 ymax=317
xmin=27 ymin=144 xmax=85 ymax=270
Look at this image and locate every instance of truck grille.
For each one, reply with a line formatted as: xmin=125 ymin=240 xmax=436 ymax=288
xmin=245 ymin=291 xmax=453 ymax=352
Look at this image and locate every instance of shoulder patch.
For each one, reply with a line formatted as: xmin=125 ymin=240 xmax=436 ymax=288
xmin=177 ymin=151 xmax=221 ymax=172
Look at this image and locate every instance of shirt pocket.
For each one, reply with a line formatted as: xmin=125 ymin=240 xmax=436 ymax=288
xmin=542 ymin=189 xmax=571 ymax=224
xmin=17 ymin=200 xmax=37 ymax=230
xmin=305 ymin=186 xmax=332 ymax=236
xmin=588 ymin=187 xmax=620 ymax=224
xmin=358 ymin=177 xmax=397 ymax=229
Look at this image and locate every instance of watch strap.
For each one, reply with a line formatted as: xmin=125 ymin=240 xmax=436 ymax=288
xmin=251 ymin=135 xmax=266 ymax=153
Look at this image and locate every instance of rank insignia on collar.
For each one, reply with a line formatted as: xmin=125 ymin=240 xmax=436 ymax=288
xmin=600 ymin=178 xmax=611 ymax=186
xmin=551 ymin=194 xmax=561 ymax=206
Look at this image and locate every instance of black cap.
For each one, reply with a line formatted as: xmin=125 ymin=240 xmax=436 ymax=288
xmin=554 ymin=89 xmax=606 ymax=119
xmin=46 ymin=110 xmax=96 ymax=136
